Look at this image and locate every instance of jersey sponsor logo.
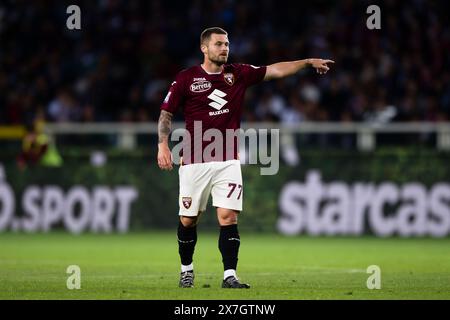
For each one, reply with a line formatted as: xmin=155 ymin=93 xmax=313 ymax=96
xmin=209 ymin=108 xmax=229 ymax=116
xmin=182 ymin=197 xmax=192 ymax=209
xmin=207 ymin=89 xmax=228 ymax=110
xmin=190 ymin=80 xmax=212 ymax=93
xmin=224 ymin=73 xmax=235 ymax=85
xmin=193 ymin=77 xmax=206 ymax=81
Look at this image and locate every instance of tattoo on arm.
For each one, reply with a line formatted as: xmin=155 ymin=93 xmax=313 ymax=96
xmin=158 ymin=110 xmax=173 ymax=144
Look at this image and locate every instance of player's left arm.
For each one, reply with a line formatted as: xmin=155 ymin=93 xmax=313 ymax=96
xmin=264 ymin=59 xmax=334 ymax=80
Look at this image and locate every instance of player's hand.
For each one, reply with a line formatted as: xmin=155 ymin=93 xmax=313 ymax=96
xmin=157 ymin=144 xmax=173 ymax=171
xmin=309 ymin=59 xmax=334 ymax=75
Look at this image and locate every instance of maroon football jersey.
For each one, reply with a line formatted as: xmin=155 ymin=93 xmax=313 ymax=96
xmin=161 ymin=63 xmax=267 ymax=164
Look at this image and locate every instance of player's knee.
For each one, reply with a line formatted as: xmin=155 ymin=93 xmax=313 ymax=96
xmin=218 ymin=212 xmax=238 ymax=226
xmin=180 ymin=215 xmax=199 ymax=228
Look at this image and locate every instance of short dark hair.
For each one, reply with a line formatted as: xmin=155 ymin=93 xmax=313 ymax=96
xmin=200 ymin=27 xmax=228 ymax=46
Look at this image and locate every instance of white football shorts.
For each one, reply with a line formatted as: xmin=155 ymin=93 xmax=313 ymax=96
xmin=178 ymin=159 xmax=243 ymax=216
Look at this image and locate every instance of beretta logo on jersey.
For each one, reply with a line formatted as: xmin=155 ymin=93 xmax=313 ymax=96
xmin=224 ymin=73 xmax=234 ymax=85
xmin=190 ymin=80 xmax=212 ymax=93
xmin=182 ymin=197 xmax=192 ymax=209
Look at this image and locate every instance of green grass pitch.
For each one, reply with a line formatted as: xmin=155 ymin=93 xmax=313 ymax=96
xmin=1 ymin=231 xmax=449 ymax=299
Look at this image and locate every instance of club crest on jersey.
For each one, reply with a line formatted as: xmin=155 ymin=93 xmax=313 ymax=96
xmin=182 ymin=197 xmax=192 ymax=209
xmin=224 ymin=73 xmax=235 ymax=86
xmin=190 ymin=80 xmax=212 ymax=93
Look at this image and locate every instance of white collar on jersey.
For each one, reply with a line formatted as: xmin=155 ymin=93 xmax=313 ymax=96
xmin=200 ymin=64 xmax=223 ymax=75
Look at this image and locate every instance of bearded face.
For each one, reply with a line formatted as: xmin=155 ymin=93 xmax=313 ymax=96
xmin=203 ymin=33 xmax=229 ymax=66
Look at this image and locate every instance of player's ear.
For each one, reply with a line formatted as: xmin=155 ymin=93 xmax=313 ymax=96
xmin=200 ymin=43 xmax=207 ymax=54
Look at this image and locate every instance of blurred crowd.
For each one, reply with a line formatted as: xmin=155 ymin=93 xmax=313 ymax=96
xmin=1 ymin=0 xmax=449 ymax=126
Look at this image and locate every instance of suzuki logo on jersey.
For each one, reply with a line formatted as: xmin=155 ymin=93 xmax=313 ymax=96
xmin=208 ymin=89 xmax=228 ymax=110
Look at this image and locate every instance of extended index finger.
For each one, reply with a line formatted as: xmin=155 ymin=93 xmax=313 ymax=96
xmin=324 ymin=59 xmax=335 ymax=64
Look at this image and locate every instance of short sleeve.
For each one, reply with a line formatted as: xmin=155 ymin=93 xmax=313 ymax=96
xmin=240 ymin=64 xmax=267 ymax=87
xmin=160 ymin=72 xmax=186 ymax=114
